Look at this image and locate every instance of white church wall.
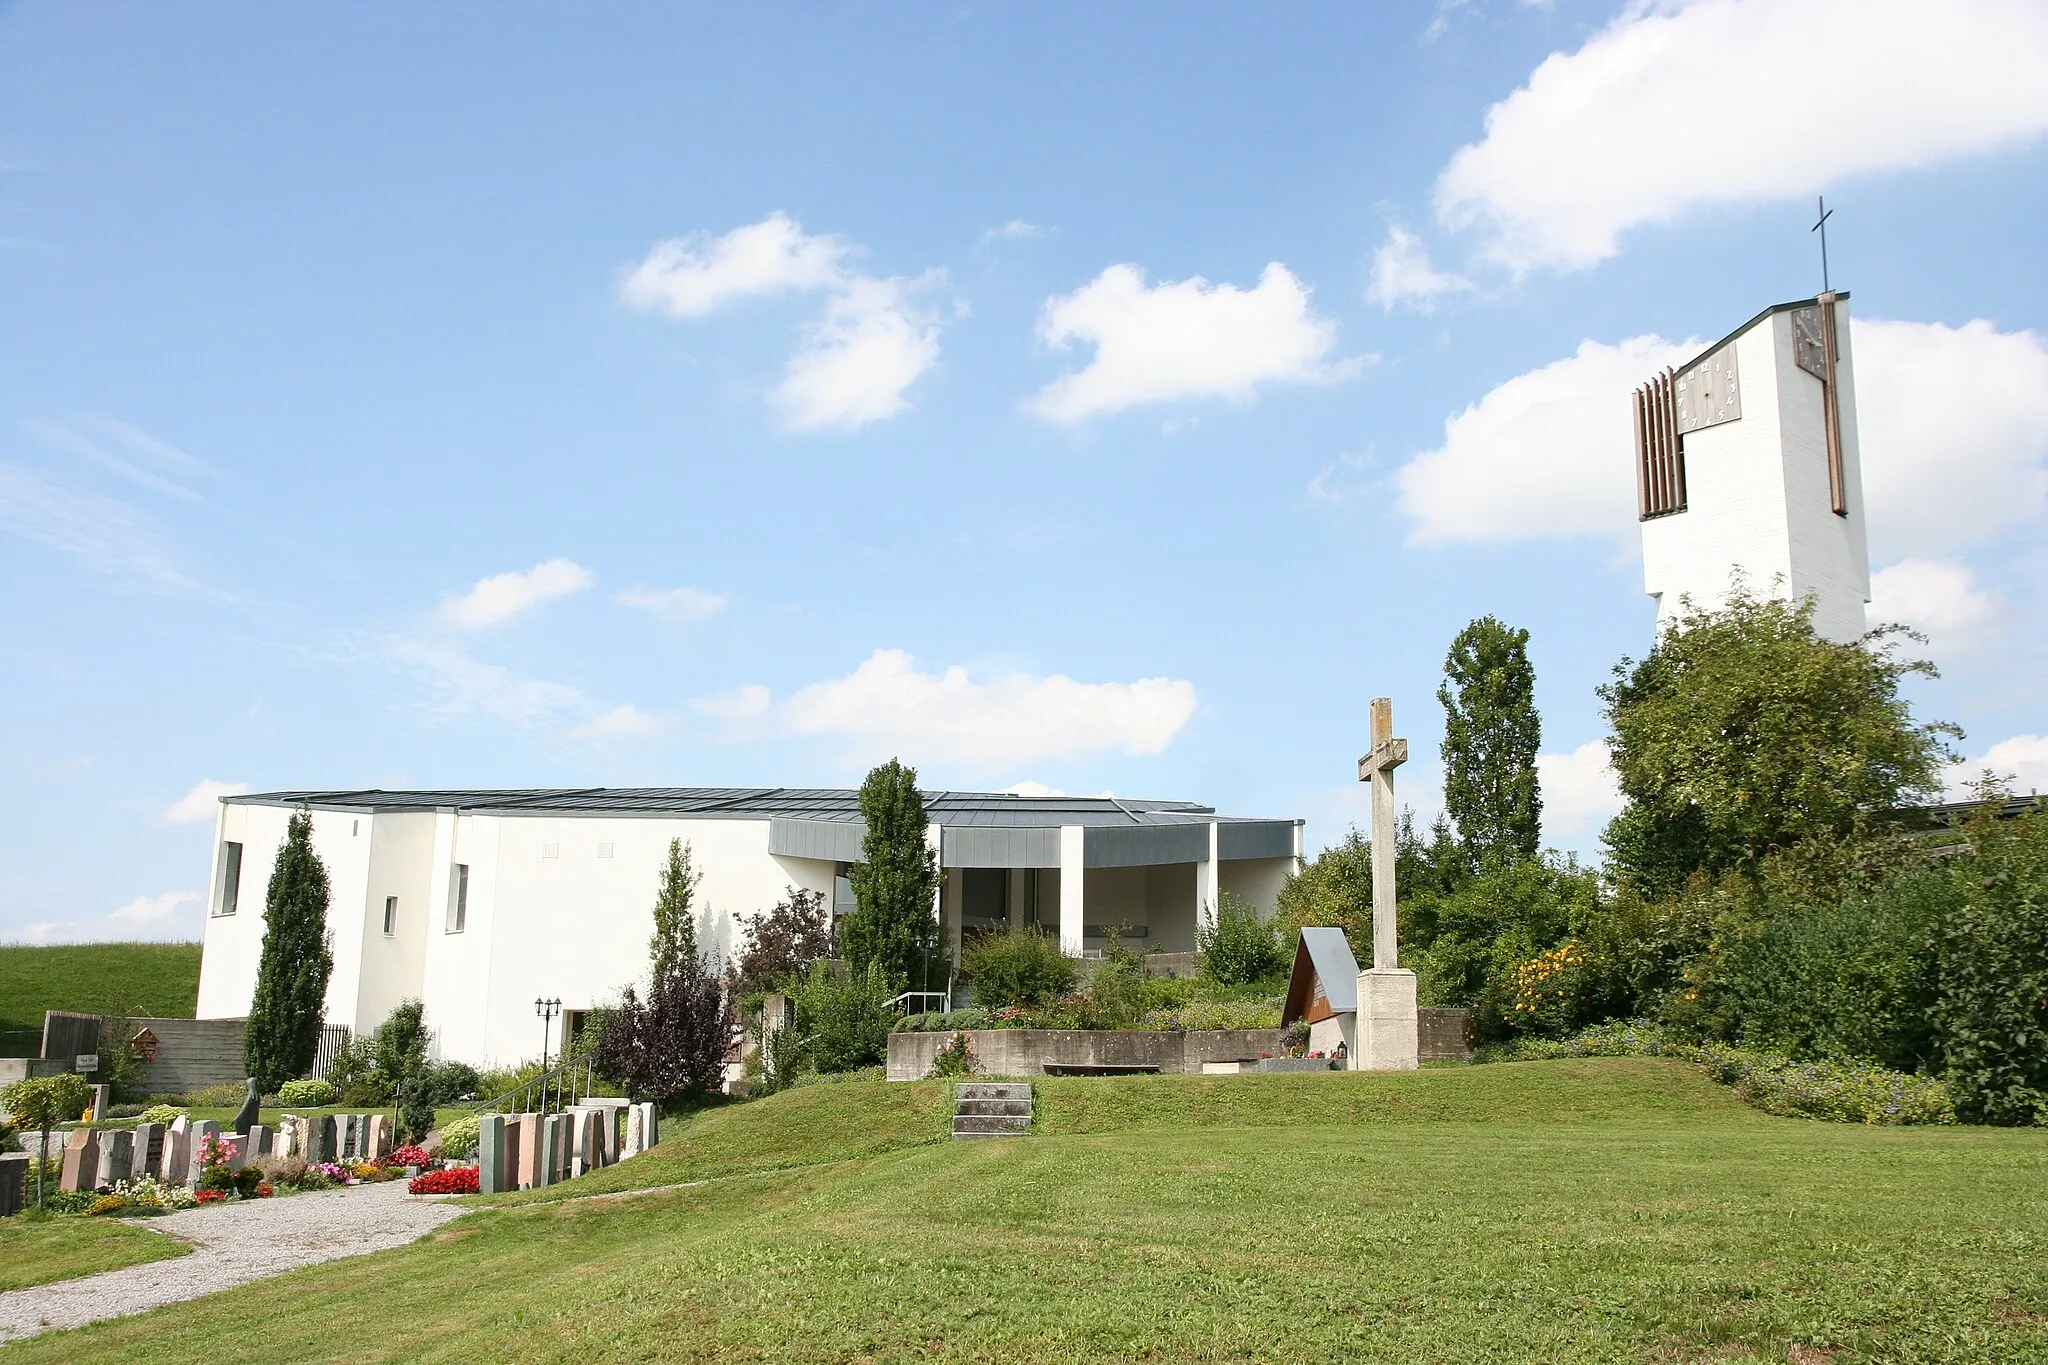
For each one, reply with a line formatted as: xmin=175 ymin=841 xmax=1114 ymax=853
xmin=1640 ymin=297 xmax=1869 ymax=644
xmin=1218 ymin=856 xmax=1292 ymax=921
xmin=355 ymin=811 xmax=435 ymax=1035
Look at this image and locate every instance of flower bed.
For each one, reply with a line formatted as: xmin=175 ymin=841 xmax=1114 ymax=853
xmin=408 ymin=1165 xmax=478 ymax=1195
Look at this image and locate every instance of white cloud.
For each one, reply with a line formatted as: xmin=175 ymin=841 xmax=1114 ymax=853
xmin=771 ymin=274 xmax=944 ymax=432
xmin=1946 ymin=734 xmax=2048 ymax=798
xmin=1030 ymin=263 xmax=1356 ymax=423
xmin=1854 ymin=319 xmax=2048 ymax=559
xmin=0 ymin=463 xmax=205 ymax=594
xmin=568 ymin=704 xmax=660 ymax=741
xmin=619 ymin=211 xmax=851 ymax=319
xmin=1398 ymin=334 xmax=1695 ymax=544
xmin=783 ymin=648 xmax=1198 ymax=767
xmin=31 ymin=415 xmax=210 ymax=502
xmin=8 ymin=891 xmax=203 ymax=944
xmin=1394 ymin=317 xmax=2048 ymax=552
xmin=981 ymin=219 xmax=1047 ymax=243
xmin=616 ymin=585 xmax=728 ymax=623
xmin=438 ymin=558 xmax=594 ymax=629
xmin=694 ymin=683 xmax=773 ymax=722
xmin=1868 ymin=558 xmax=1999 ymax=643
xmin=1435 ymin=0 xmax=2048 ymax=274
xmin=1367 ymin=226 xmax=1471 ymax=313
xmin=384 ymin=638 xmax=585 ymax=725
xmin=1001 ymin=779 xmax=1065 ymax=797
xmin=162 ymin=778 xmax=250 ymax=826
xmin=1536 ymin=741 xmax=1623 ymax=845
xmin=622 ymin=213 xmax=947 ymax=432
xmin=1307 ymin=453 xmax=1375 ymax=508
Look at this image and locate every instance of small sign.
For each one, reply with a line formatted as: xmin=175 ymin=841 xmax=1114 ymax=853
xmin=74 ymin=1053 xmax=99 ymax=1073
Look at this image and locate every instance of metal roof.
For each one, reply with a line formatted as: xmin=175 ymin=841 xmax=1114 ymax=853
xmin=1281 ymin=926 xmax=1360 ymax=1025
xmin=224 ymin=786 xmax=1293 ymax=829
xmin=1678 ymin=292 xmax=1849 ymax=375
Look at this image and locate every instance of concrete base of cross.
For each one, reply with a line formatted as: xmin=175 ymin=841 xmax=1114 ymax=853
xmin=1351 ymin=967 xmax=1419 ymax=1071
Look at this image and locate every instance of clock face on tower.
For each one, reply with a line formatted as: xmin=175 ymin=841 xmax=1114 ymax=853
xmin=1675 ymin=344 xmax=1741 ymax=433
xmin=1792 ymin=305 xmax=1829 ymax=380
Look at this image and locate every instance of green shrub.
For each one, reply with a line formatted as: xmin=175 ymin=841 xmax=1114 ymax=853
xmin=1078 ymin=950 xmax=1146 ymax=1029
xmin=1140 ymin=998 xmax=1283 ymax=1031
xmin=437 ymin=1113 xmax=480 ymax=1158
xmin=428 ymin=1060 xmax=481 ymax=1104
xmin=179 ymin=1081 xmax=247 ymax=1108
xmin=962 ymin=930 xmax=1074 ymax=1008
xmin=394 ymin=1069 xmax=438 ymax=1146
xmin=370 ymin=999 xmax=431 ymax=1089
xmin=322 ymin=1035 xmax=387 ymax=1106
xmin=276 ymin=1078 xmax=335 ymax=1108
xmin=793 ymin=960 xmax=896 ymax=1074
xmin=1196 ymin=892 xmax=1284 ymax=986
xmin=1934 ymin=806 xmax=2048 ymax=1125
xmin=139 ymin=1103 xmax=185 ymax=1125
xmin=893 ymin=1009 xmax=990 ymax=1034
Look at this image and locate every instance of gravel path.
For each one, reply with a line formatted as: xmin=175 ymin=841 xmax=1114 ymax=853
xmin=0 ymin=1179 xmax=466 ymax=1345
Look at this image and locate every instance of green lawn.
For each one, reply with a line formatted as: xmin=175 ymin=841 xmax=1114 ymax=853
xmin=0 ymin=1213 xmax=189 ymax=1292
xmin=5 ymin=1060 xmax=2045 ymax=1363
xmin=0 ymin=943 xmax=202 ymax=1057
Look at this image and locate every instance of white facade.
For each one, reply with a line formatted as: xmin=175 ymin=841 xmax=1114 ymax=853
xmin=196 ymin=788 xmax=1300 ymax=1068
xmin=1639 ymin=294 xmax=1870 ymax=644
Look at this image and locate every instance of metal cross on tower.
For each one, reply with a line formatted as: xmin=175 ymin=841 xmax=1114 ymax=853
xmin=1812 ymin=195 xmax=1835 ymax=293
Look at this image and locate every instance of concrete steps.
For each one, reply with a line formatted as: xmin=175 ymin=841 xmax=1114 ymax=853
xmin=953 ymin=1082 xmax=1032 ymax=1139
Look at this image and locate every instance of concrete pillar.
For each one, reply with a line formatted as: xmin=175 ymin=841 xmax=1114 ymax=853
xmin=944 ymin=866 xmax=964 ymax=975
xmin=1195 ymin=821 xmax=1220 ymax=938
xmin=1007 ymin=867 xmax=1028 ymax=932
xmin=1058 ymin=825 xmax=1085 ymax=956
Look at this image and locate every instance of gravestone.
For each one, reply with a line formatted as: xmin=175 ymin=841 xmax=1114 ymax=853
xmin=87 ymin=1083 xmax=112 ymax=1122
xmin=638 ymin=1103 xmax=658 ymax=1153
xmin=505 ymin=1118 xmax=526 ymax=1190
xmin=59 ymin=1128 xmax=100 ymax=1193
xmin=622 ymin=1105 xmax=643 ymax=1160
xmin=365 ymin=1114 xmax=389 ymax=1161
xmin=279 ymin=1115 xmax=303 ymax=1159
xmin=515 ymin=1113 xmax=542 ymax=1189
xmin=245 ymin=1124 xmax=273 ymax=1161
xmin=338 ymin=1115 xmax=355 ymax=1161
xmin=567 ymin=1108 xmax=594 ymax=1178
xmin=132 ymin=1122 xmax=165 ymax=1180
xmin=0 ymin=1151 xmax=27 ymax=1216
xmin=536 ymin=1113 xmax=563 ymax=1187
xmin=1354 ymin=696 xmax=1420 ymax=1072
xmin=162 ymin=1126 xmax=190 ymax=1190
xmin=231 ymin=1077 xmax=261 ymax=1137
xmin=314 ymin=1115 xmax=338 ymax=1165
xmin=186 ymin=1120 xmax=221 ymax=1188
xmin=477 ymin=1114 xmax=509 ymax=1195
xmin=96 ymin=1129 xmax=134 ymax=1190
xmin=167 ymin=1114 xmax=189 ymax=1138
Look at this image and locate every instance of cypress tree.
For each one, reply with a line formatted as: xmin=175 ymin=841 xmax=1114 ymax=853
xmin=840 ymin=758 xmax=940 ymax=992
xmin=1438 ymin=616 xmax=1544 ymax=870
xmin=649 ymin=838 xmax=701 ymax=981
xmin=243 ymin=808 xmax=334 ymax=1093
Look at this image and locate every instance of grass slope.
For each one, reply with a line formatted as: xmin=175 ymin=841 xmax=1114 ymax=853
xmin=10 ymin=1060 xmax=2047 ymax=1363
xmin=0 ymin=1215 xmax=188 ymax=1292
xmin=0 ymin=943 xmax=202 ymax=1056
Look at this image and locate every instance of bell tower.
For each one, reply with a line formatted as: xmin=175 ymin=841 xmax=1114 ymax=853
xmin=1634 ymin=291 xmax=1871 ymax=643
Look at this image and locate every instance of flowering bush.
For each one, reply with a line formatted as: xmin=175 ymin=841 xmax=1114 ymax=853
xmin=438 ymin=1114 xmax=480 ymax=1160
xmin=277 ymin=1078 xmax=336 ymax=1107
xmin=140 ymin=1104 xmax=186 ymax=1126
xmin=109 ymin=1176 xmax=195 ymax=1211
xmin=195 ymin=1189 xmax=226 ymax=1205
xmin=408 ymin=1165 xmax=478 ymax=1195
xmin=255 ymin=1181 xmax=274 ymax=1198
xmin=195 ymin=1133 xmax=239 ymax=1193
xmin=88 ymin=1193 xmax=127 ymax=1216
xmin=310 ymin=1161 xmax=356 ymax=1186
xmin=1508 ymin=940 xmax=1593 ymax=1035
xmin=386 ymin=1145 xmax=434 ymax=1168
xmin=927 ymin=1032 xmax=979 ymax=1078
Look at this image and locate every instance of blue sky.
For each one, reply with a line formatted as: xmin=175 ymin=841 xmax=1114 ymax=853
xmin=4 ymin=0 xmax=2047 ymax=943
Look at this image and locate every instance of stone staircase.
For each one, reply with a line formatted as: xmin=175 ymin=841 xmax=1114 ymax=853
xmin=952 ymin=1082 xmax=1032 ymax=1139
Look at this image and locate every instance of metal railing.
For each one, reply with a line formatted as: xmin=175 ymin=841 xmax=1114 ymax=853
xmin=471 ymin=1055 xmax=597 ymax=1115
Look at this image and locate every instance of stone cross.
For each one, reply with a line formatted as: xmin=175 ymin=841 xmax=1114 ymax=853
xmin=1356 ymin=696 xmax=1409 ymax=971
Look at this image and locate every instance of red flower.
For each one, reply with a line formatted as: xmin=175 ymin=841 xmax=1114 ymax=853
xmin=195 ymin=1189 xmax=226 ymax=1204
xmin=255 ymin=1182 xmax=274 ymax=1198
xmin=407 ymin=1166 xmax=480 ymax=1195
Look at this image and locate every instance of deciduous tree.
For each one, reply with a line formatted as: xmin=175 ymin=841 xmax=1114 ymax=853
xmin=1439 ymin=616 xmax=1543 ymax=870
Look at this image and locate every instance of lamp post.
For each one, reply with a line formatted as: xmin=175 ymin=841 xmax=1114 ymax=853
xmin=534 ymin=997 xmax=560 ymax=1111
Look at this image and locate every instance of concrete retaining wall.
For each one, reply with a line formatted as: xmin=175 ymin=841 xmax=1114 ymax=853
xmin=39 ymin=1013 xmax=251 ymax=1097
xmin=887 ymin=1007 xmax=1473 ymax=1081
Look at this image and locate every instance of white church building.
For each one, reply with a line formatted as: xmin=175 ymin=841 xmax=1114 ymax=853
xmin=1635 ymin=290 xmax=1870 ymax=642
xmin=194 ymin=787 xmax=1301 ymax=1067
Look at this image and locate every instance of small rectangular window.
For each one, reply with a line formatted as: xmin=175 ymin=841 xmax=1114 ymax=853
xmin=596 ymin=842 xmax=614 ymax=860
xmin=542 ymin=842 xmax=560 ymax=860
xmin=216 ymin=842 xmax=244 ymax=917
xmin=448 ymin=863 xmax=469 ymax=934
xmin=383 ymin=896 xmax=397 ymax=936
